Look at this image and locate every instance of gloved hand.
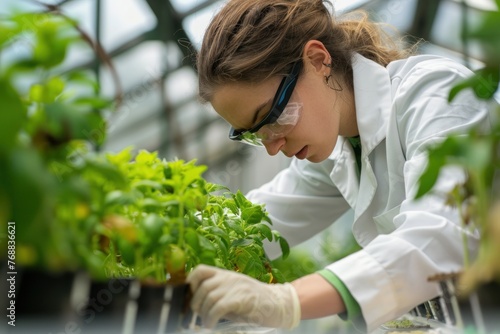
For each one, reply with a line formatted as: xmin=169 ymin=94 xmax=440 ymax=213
xmin=186 ymin=264 xmax=301 ymax=329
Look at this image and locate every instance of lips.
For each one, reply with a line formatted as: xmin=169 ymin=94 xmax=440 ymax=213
xmin=294 ymin=146 xmax=308 ymax=160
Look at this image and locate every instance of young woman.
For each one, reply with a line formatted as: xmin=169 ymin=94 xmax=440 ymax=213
xmin=186 ymin=0 xmax=492 ymax=332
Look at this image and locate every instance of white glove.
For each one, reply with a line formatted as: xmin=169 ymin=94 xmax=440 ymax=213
xmin=186 ymin=264 xmax=301 ymax=329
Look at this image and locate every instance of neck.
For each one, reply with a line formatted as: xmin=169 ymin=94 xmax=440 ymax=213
xmin=338 ymin=88 xmax=358 ymax=137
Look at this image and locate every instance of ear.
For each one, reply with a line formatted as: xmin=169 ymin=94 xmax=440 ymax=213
xmin=302 ymin=40 xmax=330 ymax=74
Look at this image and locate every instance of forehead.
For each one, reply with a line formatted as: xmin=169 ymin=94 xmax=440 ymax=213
xmin=211 ymin=78 xmax=281 ymax=127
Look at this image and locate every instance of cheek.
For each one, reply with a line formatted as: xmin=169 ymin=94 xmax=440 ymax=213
xmin=292 ymin=78 xmax=340 ymax=154
xmin=302 ymin=99 xmax=339 ymax=140
xmin=298 ymin=102 xmax=340 ymax=161
xmin=297 ymin=79 xmax=337 ymax=132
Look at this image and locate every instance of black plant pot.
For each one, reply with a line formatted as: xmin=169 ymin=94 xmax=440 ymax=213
xmin=0 ymin=264 xmax=196 ymax=334
xmin=457 ymin=281 xmax=500 ymax=333
xmin=78 ymin=279 xmax=194 ymax=334
xmin=434 ymin=274 xmax=500 ymax=333
xmin=78 ymin=278 xmax=136 ymax=334
xmin=134 ymin=282 xmax=195 ymax=334
xmin=0 ymin=265 xmax=90 ymax=334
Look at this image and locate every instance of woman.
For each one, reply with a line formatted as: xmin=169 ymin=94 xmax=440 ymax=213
xmin=186 ymin=0 xmax=491 ymax=332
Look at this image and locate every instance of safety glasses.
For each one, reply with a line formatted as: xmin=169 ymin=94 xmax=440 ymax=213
xmin=229 ymin=61 xmax=303 ymax=146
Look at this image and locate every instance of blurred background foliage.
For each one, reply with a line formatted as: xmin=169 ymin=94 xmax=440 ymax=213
xmin=416 ymin=0 xmax=500 ymax=292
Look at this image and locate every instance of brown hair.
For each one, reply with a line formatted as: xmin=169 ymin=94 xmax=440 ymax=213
xmin=197 ymin=0 xmax=415 ymax=102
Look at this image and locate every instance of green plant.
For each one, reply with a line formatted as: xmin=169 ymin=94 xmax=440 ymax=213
xmin=87 ymin=149 xmax=289 ymax=283
xmin=0 ymin=11 xmax=113 ymax=277
xmin=0 ymin=8 xmax=289 ymax=284
xmin=416 ymin=2 xmax=500 ymax=292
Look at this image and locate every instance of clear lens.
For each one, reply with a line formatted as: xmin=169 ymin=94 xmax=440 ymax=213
xmin=240 ymin=102 xmax=303 ymax=146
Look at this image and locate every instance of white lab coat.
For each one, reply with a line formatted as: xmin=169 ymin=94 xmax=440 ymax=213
xmin=247 ymin=53 xmax=492 ymax=332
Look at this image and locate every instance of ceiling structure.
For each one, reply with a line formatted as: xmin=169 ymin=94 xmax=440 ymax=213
xmin=0 ymin=0 xmax=496 ymax=192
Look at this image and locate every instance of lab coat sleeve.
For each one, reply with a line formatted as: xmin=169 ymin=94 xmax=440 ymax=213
xmin=246 ymin=157 xmax=351 ymax=260
xmin=326 ymin=59 xmax=492 ymax=332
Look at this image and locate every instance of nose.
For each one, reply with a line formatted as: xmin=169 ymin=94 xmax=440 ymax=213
xmin=263 ymin=138 xmax=285 ymax=156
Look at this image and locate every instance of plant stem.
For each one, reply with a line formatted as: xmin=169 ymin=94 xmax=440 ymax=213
xmin=471 ymin=170 xmax=490 ymax=235
xmin=453 ymin=186 xmax=470 ymax=267
xmin=155 ymin=252 xmax=164 ymax=282
xmin=177 ymin=194 xmax=185 ymax=248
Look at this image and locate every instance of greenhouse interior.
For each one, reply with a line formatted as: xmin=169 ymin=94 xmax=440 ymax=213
xmin=0 ymin=0 xmax=499 ymax=333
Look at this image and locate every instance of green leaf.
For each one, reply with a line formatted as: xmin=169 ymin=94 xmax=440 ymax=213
xmin=198 ymin=251 xmax=217 ymax=266
xmin=231 ymin=238 xmax=253 ymax=247
xmin=460 ymin=138 xmax=492 ymax=171
xmin=0 ymin=22 xmax=18 ymax=48
xmin=73 ymin=96 xmax=113 ymax=109
xmin=204 ymin=226 xmax=229 ymax=240
xmin=225 ymin=220 xmax=244 ymax=235
xmin=181 ymin=165 xmax=207 ymax=189
xmin=44 ymin=102 xmax=106 ymax=145
xmin=106 ymin=147 xmax=133 ymax=165
xmin=272 ymin=231 xmax=290 ymax=259
xmin=234 ymin=248 xmax=264 ymax=277
xmin=214 ymin=236 xmax=229 ymax=255
xmin=0 ymin=148 xmax=54 ymax=241
xmin=465 ymin=10 xmax=500 ymax=63
xmin=415 ymin=137 xmax=458 ymax=198
xmin=198 ymin=235 xmax=217 ymax=252
xmin=159 ymin=234 xmax=175 ymax=246
xmin=279 ymin=236 xmax=290 ymax=259
xmin=83 ymin=157 xmax=127 ymax=187
xmin=66 ymin=71 xmax=100 ymax=92
xmin=0 ymin=79 xmax=26 ymax=150
xmin=140 ymin=214 xmax=165 ymax=241
xmin=117 ymin=238 xmax=136 ymax=265
xmin=4 ymin=59 xmax=41 ymax=78
xmin=415 ymin=156 xmax=444 ymax=198
xmin=133 ymin=180 xmax=163 ymax=192
xmin=449 ymin=67 xmax=500 ymax=101
xmin=105 ymin=190 xmax=137 ymax=206
xmin=241 ymin=206 xmax=264 ymax=225
xmin=271 ymin=268 xmax=286 ymax=283
xmin=185 ymin=228 xmax=201 ymax=253
xmin=416 ymin=134 xmax=494 ymax=199
xmin=141 ymin=198 xmax=165 ymax=212
xmin=221 ymin=198 xmax=239 ymax=215
xmin=234 ymin=190 xmax=251 ymax=208
xmin=29 ymin=76 xmax=65 ymax=103
xmin=206 ymin=183 xmax=229 ymax=193
xmin=249 ymin=223 xmax=273 ymax=241
xmin=30 ymin=16 xmax=80 ymax=69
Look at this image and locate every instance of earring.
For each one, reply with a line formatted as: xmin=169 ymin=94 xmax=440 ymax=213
xmin=322 ymin=60 xmax=342 ymax=91
xmin=324 ymin=74 xmax=343 ymax=92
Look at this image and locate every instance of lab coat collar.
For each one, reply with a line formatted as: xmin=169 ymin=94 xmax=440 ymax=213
xmin=326 ymin=53 xmax=392 ymax=161
xmin=327 ymin=54 xmax=392 ymax=222
xmin=351 ymin=53 xmax=392 ymax=155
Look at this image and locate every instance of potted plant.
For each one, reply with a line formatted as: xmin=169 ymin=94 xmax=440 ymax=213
xmin=80 ymin=149 xmax=290 ymax=333
xmin=0 ymin=7 xmax=290 ymax=334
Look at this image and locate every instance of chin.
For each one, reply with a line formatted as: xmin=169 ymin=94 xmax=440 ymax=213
xmin=306 ymin=154 xmax=326 ymax=163
xmin=307 ymin=146 xmax=335 ymax=163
